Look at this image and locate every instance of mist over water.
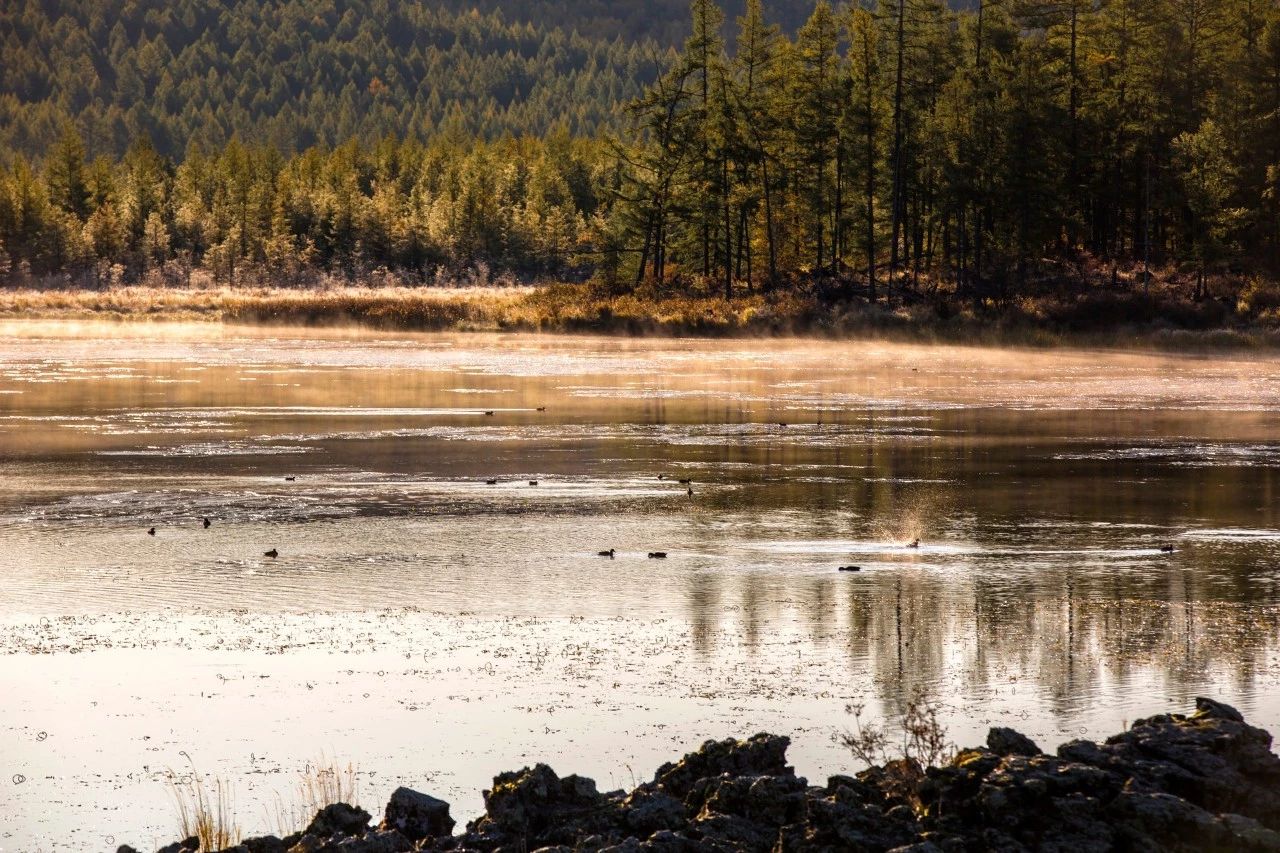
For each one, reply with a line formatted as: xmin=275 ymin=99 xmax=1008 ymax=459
xmin=4 ymin=321 xmax=1280 ymax=849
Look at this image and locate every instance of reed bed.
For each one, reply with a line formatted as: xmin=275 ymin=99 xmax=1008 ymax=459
xmin=0 ymin=282 xmax=820 ymax=334
xmin=3 ymin=281 xmax=1279 ymax=349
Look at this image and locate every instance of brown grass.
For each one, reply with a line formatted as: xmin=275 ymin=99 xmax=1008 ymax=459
xmin=268 ymin=755 xmax=360 ymax=838
xmin=3 ymin=275 xmax=1280 ymax=349
xmin=296 ymin=755 xmax=359 ymax=816
xmin=166 ymin=764 xmax=240 ymax=851
xmin=0 ymin=282 xmax=823 ymax=334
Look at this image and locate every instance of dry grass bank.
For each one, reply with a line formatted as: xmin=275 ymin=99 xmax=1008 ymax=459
xmin=2 ymin=281 xmax=1280 ymax=349
xmin=0 ymin=285 xmax=534 ymax=327
xmin=0 ymin=283 xmax=824 ymax=335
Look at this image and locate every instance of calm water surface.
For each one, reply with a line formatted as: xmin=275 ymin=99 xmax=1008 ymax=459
xmin=4 ymin=321 xmax=1280 ymax=850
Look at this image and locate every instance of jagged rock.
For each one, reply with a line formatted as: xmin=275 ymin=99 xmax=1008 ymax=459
xmin=598 ymin=840 xmax=643 ymax=853
xmin=381 ymin=787 xmax=455 ymax=841
xmin=911 ymin=698 xmax=1280 ymax=853
xmin=696 ymin=773 xmax=809 ymax=827
xmin=885 ymin=805 xmax=916 ymax=825
xmin=332 ymin=829 xmax=413 ymax=852
xmin=687 ymin=811 xmax=774 ymax=849
xmin=303 ymin=803 xmax=374 ymax=839
xmin=937 ymin=752 xmax=1122 ymax=850
xmin=823 ymin=774 xmax=885 ymax=807
xmin=223 ymin=835 xmax=288 ymax=853
xmin=285 ymin=830 xmax=412 ymax=853
xmin=1110 ymin=788 xmax=1280 ymax=851
xmin=641 ymin=829 xmax=697 ymax=852
xmin=1197 ymin=697 xmax=1246 ymax=723
xmin=116 ymin=846 xmax=141 ymax=853
xmin=213 ymin=836 xmax=288 ymax=853
xmin=147 ymin=700 xmax=1280 ymax=853
xmin=620 ymin=789 xmax=686 ymax=835
xmin=1096 ymin=697 xmax=1280 ymax=827
xmin=157 ymin=837 xmax=200 ymax=853
xmin=855 ymin=760 xmax=925 ymax=812
xmin=886 ymin=843 xmax=946 ymax=853
xmin=466 ymin=763 xmax=610 ymax=847
xmin=287 ymin=836 xmax=325 ymax=853
xmin=1055 ymin=738 xmax=1108 ymax=765
xmin=986 ymin=727 xmax=1041 ymax=757
xmin=652 ymin=734 xmax=791 ymax=799
xmin=1221 ymin=814 xmax=1280 ymax=851
xmin=777 ymin=786 xmax=917 ymax=852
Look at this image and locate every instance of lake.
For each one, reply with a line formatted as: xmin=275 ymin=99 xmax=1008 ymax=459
xmin=3 ymin=321 xmax=1280 ymax=850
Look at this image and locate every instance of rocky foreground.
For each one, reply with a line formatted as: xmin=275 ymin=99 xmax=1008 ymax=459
xmin=129 ymin=698 xmax=1280 ymax=853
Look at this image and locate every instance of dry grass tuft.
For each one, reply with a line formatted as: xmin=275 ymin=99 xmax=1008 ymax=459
xmin=297 ymin=755 xmax=359 ymax=813
xmin=269 ymin=755 xmax=360 ymax=837
xmin=166 ymin=763 xmax=240 ymax=851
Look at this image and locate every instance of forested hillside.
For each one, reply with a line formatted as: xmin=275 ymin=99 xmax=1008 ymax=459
xmin=431 ymin=0 xmax=822 ymax=44
xmin=0 ymin=0 xmax=674 ymax=158
xmin=0 ymin=0 xmax=830 ymax=160
xmin=2 ymin=0 xmax=1279 ymax=317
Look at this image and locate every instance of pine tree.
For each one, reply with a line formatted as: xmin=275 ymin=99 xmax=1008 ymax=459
xmin=1173 ymin=119 xmax=1244 ymax=298
xmin=732 ymin=0 xmax=783 ymax=289
xmin=46 ymin=127 xmax=91 ymax=220
xmin=791 ymin=1 xmax=842 ymax=273
xmin=681 ymin=0 xmax=726 ymax=283
xmin=847 ymin=6 xmax=882 ymax=299
xmin=616 ymin=64 xmax=696 ymax=284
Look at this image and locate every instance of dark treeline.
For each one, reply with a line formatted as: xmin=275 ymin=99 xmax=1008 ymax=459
xmin=618 ymin=0 xmax=1280 ymax=301
xmin=2 ymin=0 xmax=1280 ymax=302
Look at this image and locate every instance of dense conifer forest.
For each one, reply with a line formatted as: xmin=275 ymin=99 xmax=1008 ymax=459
xmin=2 ymin=0 xmax=1279 ymax=316
xmin=0 ymin=0 xmax=675 ymax=156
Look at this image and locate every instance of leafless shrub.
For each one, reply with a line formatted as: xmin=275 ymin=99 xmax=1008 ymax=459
xmin=838 ymin=692 xmax=956 ymax=800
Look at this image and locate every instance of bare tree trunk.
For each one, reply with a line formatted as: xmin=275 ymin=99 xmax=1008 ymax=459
xmin=1142 ymin=152 xmax=1151 ymax=293
xmin=635 ymin=209 xmax=654 ymax=284
xmin=759 ymin=152 xmax=778 ymax=289
xmin=723 ymin=156 xmax=732 ymax=299
xmin=889 ymin=0 xmax=906 ymax=289
xmin=735 ymin=207 xmax=745 ymax=281
xmin=834 ymin=142 xmax=843 ymax=276
xmin=1067 ymin=0 xmax=1079 ymax=250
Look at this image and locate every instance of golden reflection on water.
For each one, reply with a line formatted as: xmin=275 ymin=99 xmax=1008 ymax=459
xmin=2 ymin=321 xmax=1280 ymax=848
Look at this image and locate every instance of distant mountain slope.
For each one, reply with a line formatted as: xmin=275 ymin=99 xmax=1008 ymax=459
xmin=0 ymin=0 xmax=685 ymax=158
xmin=432 ymin=0 xmax=822 ymax=43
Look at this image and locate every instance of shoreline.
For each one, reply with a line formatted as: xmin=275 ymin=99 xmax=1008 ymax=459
xmin=3 ymin=283 xmax=1280 ymax=352
xmin=127 ymin=697 xmax=1280 ymax=853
